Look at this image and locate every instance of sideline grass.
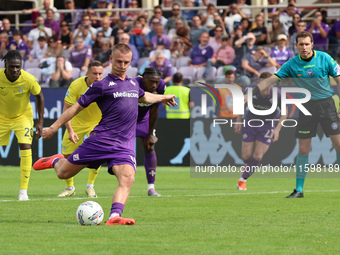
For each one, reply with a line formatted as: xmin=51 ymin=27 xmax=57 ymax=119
xmin=1 ymin=166 xmax=340 ymax=255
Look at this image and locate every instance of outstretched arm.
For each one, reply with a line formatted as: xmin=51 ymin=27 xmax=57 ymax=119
xmin=42 ymin=102 xmax=84 ymax=140
xmin=257 ymin=75 xmax=280 ymax=91
xmin=139 ymin=92 xmax=177 ymax=107
xmin=244 ymin=75 xmax=279 ymax=104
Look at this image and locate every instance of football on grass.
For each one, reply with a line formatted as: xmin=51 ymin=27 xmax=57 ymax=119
xmin=76 ymin=201 xmax=104 ymax=226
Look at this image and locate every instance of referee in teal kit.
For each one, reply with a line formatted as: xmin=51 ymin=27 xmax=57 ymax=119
xmin=250 ymin=31 xmax=340 ymax=198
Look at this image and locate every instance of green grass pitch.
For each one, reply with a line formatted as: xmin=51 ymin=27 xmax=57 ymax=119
xmin=1 ymin=165 xmax=340 ymax=255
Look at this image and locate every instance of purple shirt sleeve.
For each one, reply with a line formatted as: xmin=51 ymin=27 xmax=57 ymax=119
xmin=85 ymin=46 xmax=93 ymax=59
xmin=78 ymin=82 xmax=103 ymax=108
xmin=139 ymin=87 xmax=145 ymax=98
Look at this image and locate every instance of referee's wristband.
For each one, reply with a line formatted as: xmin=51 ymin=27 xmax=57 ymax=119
xmin=253 ymin=86 xmax=260 ymax=95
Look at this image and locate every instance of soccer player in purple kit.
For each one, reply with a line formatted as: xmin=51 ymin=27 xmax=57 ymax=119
xmin=234 ymin=72 xmax=287 ymax=190
xmin=33 ymin=44 xmax=177 ymax=225
xmin=135 ymin=68 xmax=166 ymax=196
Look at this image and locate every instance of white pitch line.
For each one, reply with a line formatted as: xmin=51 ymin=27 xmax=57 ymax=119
xmin=1 ymin=189 xmax=340 ymax=203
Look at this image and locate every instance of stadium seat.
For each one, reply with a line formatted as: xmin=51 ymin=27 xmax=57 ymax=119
xmin=25 ymin=67 xmax=41 ymax=83
xmin=24 ymin=59 xmax=40 ymax=69
xmin=176 ymin=56 xmax=191 ymax=69
xmin=103 ymin=67 xmax=111 ymax=77
xmin=170 ymin=57 xmax=176 ymax=67
xmin=179 ymin=66 xmax=197 ymax=83
xmin=127 ymin=66 xmax=138 ymax=78
xmin=71 ymin=67 xmax=81 ymax=80
xmin=196 ymin=66 xmax=216 ymax=79
xmin=171 ymin=66 xmax=177 ymax=75
xmin=137 ymin=57 xmax=149 ymax=69
xmin=80 ymin=70 xmax=87 ymax=77
xmin=216 ymin=66 xmax=224 ymax=77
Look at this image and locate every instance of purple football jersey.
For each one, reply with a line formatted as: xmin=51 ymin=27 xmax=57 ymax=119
xmin=136 ymin=76 xmax=166 ymax=123
xmin=77 ymin=73 xmax=145 ymax=152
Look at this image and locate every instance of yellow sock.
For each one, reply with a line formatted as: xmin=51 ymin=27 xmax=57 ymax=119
xmin=20 ymin=149 xmax=32 ymax=190
xmin=87 ymin=167 xmax=100 ymax=185
xmin=65 ymin=177 xmax=74 ymax=188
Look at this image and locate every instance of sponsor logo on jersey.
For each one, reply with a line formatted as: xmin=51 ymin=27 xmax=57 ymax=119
xmin=113 ymin=90 xmax=139 ymax=98
xmin=109 ymin=81 xmax=116 ymax=86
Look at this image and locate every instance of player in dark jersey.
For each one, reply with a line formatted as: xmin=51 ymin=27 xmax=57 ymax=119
xmin=136 ymin=68 xmax=166 ymax=197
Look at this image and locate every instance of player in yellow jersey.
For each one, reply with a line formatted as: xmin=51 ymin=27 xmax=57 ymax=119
xmin=57 ymin=60 xmax=103 ymax=198
xmin=0 ymin=50 xmax=44 ymax=201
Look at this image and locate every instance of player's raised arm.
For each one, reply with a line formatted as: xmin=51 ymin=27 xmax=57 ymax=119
xmin=245 ymin=75 xmax=280 ymax=104
xmin=257 ymin=75 xmax=280 ymax=92
xmin=139 ymin=92 xmax=177 ymax=107
xmin=42 ymin=102 xmax=84 ymax=140
xmin=34 ymin=91 xmax=45 ymax=139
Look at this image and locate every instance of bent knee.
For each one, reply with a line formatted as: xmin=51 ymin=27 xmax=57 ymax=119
xmin=120 ymin=174 xmax=135 ymax=187
xmin=252 ymin=154 xmax=263 ymax=162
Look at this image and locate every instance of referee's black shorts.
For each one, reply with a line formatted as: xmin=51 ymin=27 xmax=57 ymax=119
xmin=296 ymin=96 xmax=340 ymax=139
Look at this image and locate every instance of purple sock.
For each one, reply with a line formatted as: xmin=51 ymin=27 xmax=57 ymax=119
xmin=110 ymin=202 xmax=124 ymax=216
xmin=145 ymin=151 xmax=157 ymax=184
xmin=242 ymin=157 xmax=260 ymax=180
xmin=52 ymin=158 xmax=61 ymax=167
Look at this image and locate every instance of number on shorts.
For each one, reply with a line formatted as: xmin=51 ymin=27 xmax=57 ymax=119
xmin=24 ymin=127 xmax=33 ymax=137
xmin=264 ymin=129 xmax=273 ymax=138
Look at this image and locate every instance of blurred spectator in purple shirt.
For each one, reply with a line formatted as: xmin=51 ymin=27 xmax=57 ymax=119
xmin=189 ymin=32 xmax=214 ymax=67
xmin=306 ymin=10 xmax=330 ymax=51
xmin=150 ymin=23 xmax=171 ymax=50
xmin=149 ymin=51 xmax=173 ymax=83
xmin=9 ymin=31 xmax=30 ymax=60
xmin=44 ymin=8 xmax=60 ymax=38
xmin=69 ymin=36 xmax=92 ymax=71
xmin=0 ymin=18 xmax=16 ymax=41
xmin=270 ymin=34 xmax=293 ymax=68
xmin=328 ymin=20 xmax=340 ymax=59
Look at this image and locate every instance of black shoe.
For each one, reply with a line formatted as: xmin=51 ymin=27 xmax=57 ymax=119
xmin=286 ymin=189 xmax=304 ymax=198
